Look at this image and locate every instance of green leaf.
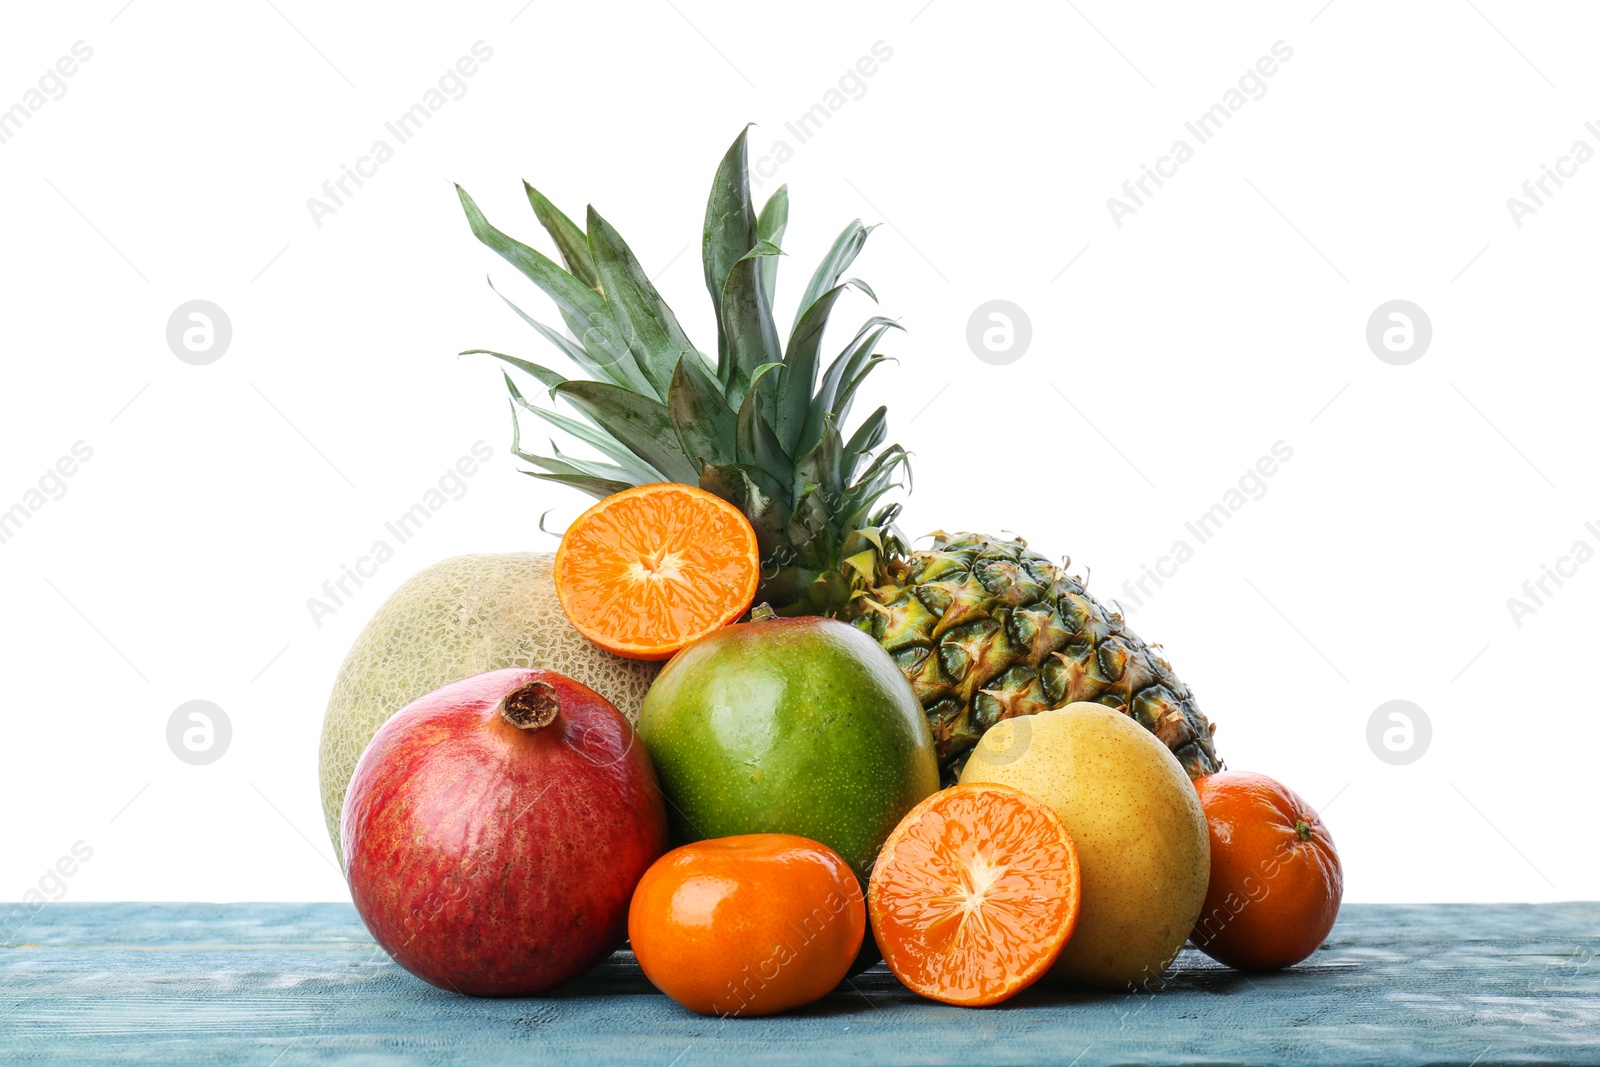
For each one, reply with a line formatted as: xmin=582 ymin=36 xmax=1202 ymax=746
xmin=833 ymin=354 xmax=892 ymax=428
xmin=548 ymin=441 xmax=640 ymax=483
xmin=805 ymin=317 xmax=902 ymax=452
xmin=516 ymin=449 xmax=593 ymax=479
xmin=481 ymin=277 xmax=610 ymax=385
xmin=735 ymin=362 xmax=790 ymax=488
xmin=700 ymin=462 xmax=792 ymax=557
xmin=524 ymin=407 xmax=661 ymax=484
xmin=523 ymin=470 xmax=634 ymax=500
xmin=756 ymin=185 xmax=788 ymax=308
xmin=851 ymin=443 xmax=909 ymax=500
xmin=780 ymin=282 xmax=849 ymax=457
xmin=762 ymin=565 xmax=828 ymax=614
xmin=459 ymin=184 xmax=605 ymax=336
xmin=506 ymin=375 xmax=661 ymax=483
xmin=463 ymin=350 xmax=566 ymax=394
xmin=853 ymin=475 xmax=906 ymax=523
xmin=457 ymin=185 xmax=649 ymax=393
xmin=718 ymin=240 xmax=784 ymax=406
xmin=553 ymin=379 xmax=700 ymax=484
xmin=842 ymin=404 xmax=888 ymax=482
xmin=667 ymin=356 xmax=736 ymax=470
xmin=843 ymin=277 xmax=877 ymax=303
xmin=703 ymin=128 xmax=758 ymax=366
xmin=587 ymin=205 xmax=699 ymax=401
xmin=506 ymin=392 xmax=542 ymax=466
xmin=792 ymin=220 xmax=874 ymax=333
xmin=842 ymin=548 xmax=880 ymax=584
xmin=507 ymin=391 xmax=638 ymax=494
xmin=794 ymin=419 xmax=845 ymax=504
xmin=523 ymin=182 xmax=599 ymax=291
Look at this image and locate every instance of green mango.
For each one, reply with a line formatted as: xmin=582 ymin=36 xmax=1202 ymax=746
xmin=638 ymin=616 xmax=939 ymax=885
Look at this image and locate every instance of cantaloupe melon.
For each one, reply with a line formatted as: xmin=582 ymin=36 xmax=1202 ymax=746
xmin=317 ymin=552 xmax=657 ymax=865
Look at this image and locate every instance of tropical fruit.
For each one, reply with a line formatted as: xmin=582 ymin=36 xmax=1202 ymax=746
xmin=1189 ymin=771 xmax=1344 ymax=971
xmin=554 ymin=482 xmax=759 ymax=660
xmin=629 ymin=834 xmax=865 ymax=1017
xmin=342 ymin=668 xmax=667 ymax=996
xmin=845 ymin=532 xmax=1219 ymax=784
xmin=317 ymin=553 xmax=656 ymax=864
xmin=868 ymin=783 xmax=1081 ymax=1007
xmin=636 ymin=615 xmax=939 ymax=883
xmin=959 ymin=703 xmax=1210 ymax=990
xmin=456 ymin=128 xmax=1221 ymax=790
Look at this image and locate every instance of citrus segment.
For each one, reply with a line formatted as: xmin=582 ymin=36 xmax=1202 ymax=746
xmin=868 ymin=783 xmax=1080 ymax=1007
xmin=554 ymin=484 xmax=760 ymax=660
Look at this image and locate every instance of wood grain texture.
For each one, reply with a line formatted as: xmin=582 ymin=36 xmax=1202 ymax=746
xmin=2 ymin=902 xmax=1597 ymax=1065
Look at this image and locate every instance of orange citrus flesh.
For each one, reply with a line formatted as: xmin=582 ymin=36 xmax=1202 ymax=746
xmin=868 ymin=783 xmax=1081 ymax=1007
xmin=554 ymin=483 xmax=760 ymax=660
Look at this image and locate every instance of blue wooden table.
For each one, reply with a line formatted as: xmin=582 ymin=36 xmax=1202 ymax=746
xmin=3 ymin=902 xmax=1597 ymax=1065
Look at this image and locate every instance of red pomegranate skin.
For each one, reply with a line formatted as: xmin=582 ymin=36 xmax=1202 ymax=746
xmin=341 ymin=667 xmax=668 ymax=996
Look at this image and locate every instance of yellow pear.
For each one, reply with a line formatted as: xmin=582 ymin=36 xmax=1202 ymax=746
xmin=959 ymin=702 xmax=1210 ymax=989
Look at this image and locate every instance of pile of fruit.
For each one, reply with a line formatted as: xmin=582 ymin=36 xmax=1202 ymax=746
xmin=320 ymin=131 xmax=1343 ymax=1013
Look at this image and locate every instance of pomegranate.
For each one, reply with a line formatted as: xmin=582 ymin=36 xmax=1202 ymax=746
xmin=342 ymin=667 xmax=667 ymax=995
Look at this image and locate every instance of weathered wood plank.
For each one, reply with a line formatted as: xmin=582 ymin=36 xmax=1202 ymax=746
xmin=2 ymin=903 xmax=1597 ymax=1065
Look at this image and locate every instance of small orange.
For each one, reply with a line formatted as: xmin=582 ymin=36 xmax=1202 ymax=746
xmin=868 ymin=783 xmax=1081 ymax=1007
xmin=627 ymin=834 xmax=865 ymax=1017
xmin=1189 ymin=771 xmax=1344 ymax=971
xmin=553 ymin=483 xmax=760 ymax=661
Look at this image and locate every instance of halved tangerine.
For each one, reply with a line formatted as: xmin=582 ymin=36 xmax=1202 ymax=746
xmin=868 ymin=782 xmax=1081 ymax=1007
xmin=553 ymin=483 xmax=760 ymax=661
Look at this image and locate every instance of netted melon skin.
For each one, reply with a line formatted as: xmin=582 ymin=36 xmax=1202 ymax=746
xmin=317 ymin=552 xmax=658 ymax=865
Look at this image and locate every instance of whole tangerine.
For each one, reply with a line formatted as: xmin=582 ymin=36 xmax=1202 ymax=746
xmin=627 ymin=834 xmax=865 ymax=1017
xmin=1189 ymin=771 xmax=1343 ymax=970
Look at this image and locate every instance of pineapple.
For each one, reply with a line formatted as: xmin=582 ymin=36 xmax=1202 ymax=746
xmin=456 ymin=129 xmax=1221 ymax=784
xmin=841 ymin=532 xmax=1219 ymax=784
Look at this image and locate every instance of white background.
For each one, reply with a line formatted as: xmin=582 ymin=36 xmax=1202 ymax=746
xmin=2 ymin=0 xmax=1595 ymax=907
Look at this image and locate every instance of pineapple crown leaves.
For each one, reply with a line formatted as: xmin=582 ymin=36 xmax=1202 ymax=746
xmin=455 ymin=128 xmax=911 ymax=613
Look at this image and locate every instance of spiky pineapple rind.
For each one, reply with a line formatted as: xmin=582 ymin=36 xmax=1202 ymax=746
xmin=844 ymin=532 xmax=1222 ymax=785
